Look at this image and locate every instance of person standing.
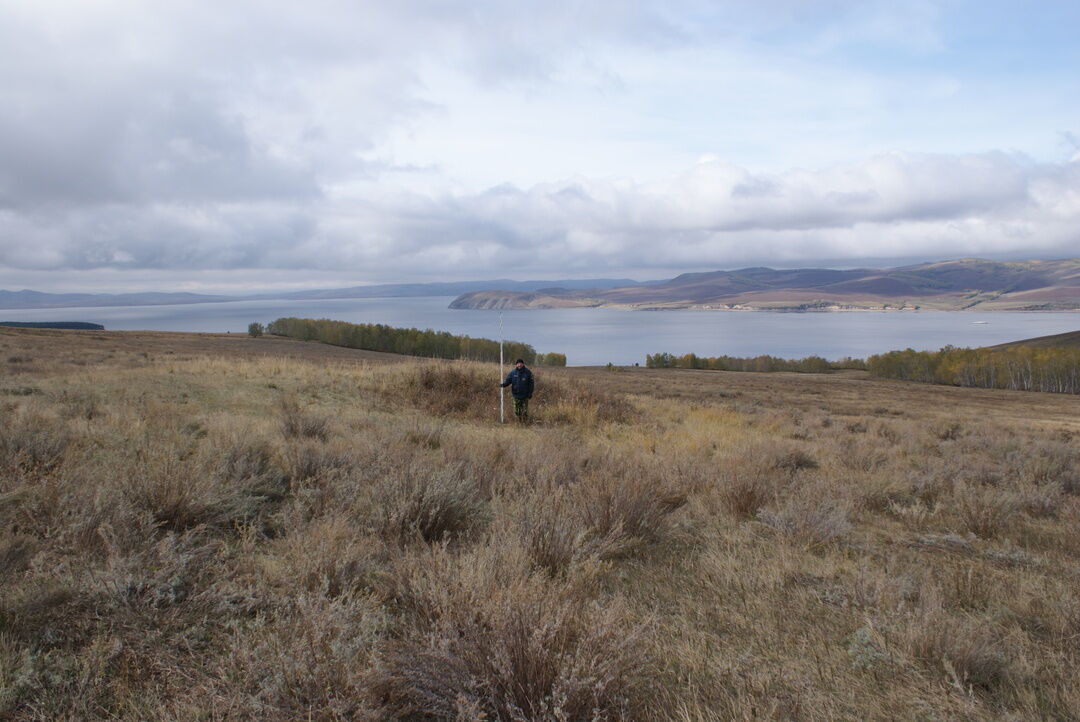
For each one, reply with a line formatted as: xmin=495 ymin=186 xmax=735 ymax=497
xmin=500 ymin=358 xmax=534 ymax=423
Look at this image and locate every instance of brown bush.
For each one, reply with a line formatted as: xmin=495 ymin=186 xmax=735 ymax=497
xmin=0 ymin=534 xmax=36 ymax=579
xmin=510 ymin=489 xmax=591 ymax=575
xmin=367 ymin=548 xmax=654 ymax=720
xmin=1018 ymin=441 xmax=1079 ymax=493
xmin=757 ymin=497 xmax=852 ymax=548
xmin=931 ymin=420 xmax=964 ymax=441
xmin=1019 ymin=483 xmax=1064 ymax=519
xmin=906 ymin=612 xmax=1014 ymax=693
xmin=772 ymin=448 xmax=819 ymax=473
xmin=371 ymin=464 xmax=489 ymax=545
xmin=278 ymin=395 xmax=330 ymax=441
xmin=206 ymin=594 xmax=382 ymax=719
xmin=0 ymin=411 xmax=71 ymax=476
xmin=717 ymin=467 xmax=781 ymax=518
xmin=952 ymin=482 xmax=1020 ymax=539
xmin=576 ymin=465 xmax=688 ymax=559
xmin=280 ymin=440 xmax=354 ymax=483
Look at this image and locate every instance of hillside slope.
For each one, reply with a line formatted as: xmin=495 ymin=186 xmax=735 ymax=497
xmin=451 ymin=258 xmax=1080 ymax=311
xmin=991 ymin=328 xmax=1080 ymax=349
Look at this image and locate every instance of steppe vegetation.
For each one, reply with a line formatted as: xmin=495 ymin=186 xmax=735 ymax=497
xmin=1 ymin=327 xmax=1079 ymax=720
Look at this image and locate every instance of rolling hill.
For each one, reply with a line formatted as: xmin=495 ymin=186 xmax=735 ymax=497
xmin=450 ymin=258 xmax=1080 ymax=311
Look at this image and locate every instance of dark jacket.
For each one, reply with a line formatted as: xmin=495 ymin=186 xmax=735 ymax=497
xmin=500 ymin=366 xmax=534 ymax=399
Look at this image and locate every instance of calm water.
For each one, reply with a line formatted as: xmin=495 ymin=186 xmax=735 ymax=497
xmin=5 ymin=297 xmax=1078 ymax=366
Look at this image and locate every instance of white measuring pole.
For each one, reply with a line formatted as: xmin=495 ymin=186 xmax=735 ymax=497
xmin=499 ymin=311 xmax=505 ymax=424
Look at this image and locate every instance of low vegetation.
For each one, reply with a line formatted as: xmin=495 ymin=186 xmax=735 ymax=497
xmin=1 ymin=326 xmax=1079 ymax=720
xmin=267 ymin=316 xmax=566 ymax=366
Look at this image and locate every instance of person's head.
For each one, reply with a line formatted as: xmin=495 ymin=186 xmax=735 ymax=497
xmin=514 ymin=358 xmax=525 ymax=368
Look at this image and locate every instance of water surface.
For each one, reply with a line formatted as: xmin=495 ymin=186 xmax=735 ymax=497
xmin=6 ymin=297 xmax=1077 ymax=366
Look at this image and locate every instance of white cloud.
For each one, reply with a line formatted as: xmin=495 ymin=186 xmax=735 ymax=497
xmin=4 ymin=151 xmax=1076 ymax=284
xmin=0 ymin=1 xmax=1078 ymax=291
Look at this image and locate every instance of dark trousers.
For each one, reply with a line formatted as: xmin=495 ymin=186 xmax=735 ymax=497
xmin=512 ymin=396 xmax=529 ymax=421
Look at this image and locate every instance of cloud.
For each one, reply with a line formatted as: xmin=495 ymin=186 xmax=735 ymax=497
xmin=2 ymin=151 xmax=1077 ymax=282
xmin=0 ymin=1 xmax=1078 ymax=290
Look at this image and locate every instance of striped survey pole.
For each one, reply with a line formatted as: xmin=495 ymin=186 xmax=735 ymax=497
xmin=499 ymin=311 xmax=505 ymax=424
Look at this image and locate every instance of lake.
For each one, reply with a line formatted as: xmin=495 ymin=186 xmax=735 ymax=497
xmin=5 ymin=297 xmax=1078 ymax=366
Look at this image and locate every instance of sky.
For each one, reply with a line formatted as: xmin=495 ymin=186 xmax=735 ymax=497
xmin=1 ymin=0 xmax=1078 ymax=293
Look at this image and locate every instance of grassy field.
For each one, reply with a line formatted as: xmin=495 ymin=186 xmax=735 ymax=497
xmin=2 ymin=327 xmax=1079 ymax=720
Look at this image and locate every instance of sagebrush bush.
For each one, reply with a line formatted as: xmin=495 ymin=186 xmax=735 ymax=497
xmin=371 ymin=464 xmax=489 ymax=545
xmin=906 ymin=611 xmax=1014 ymax=693
xmin=576 ymin=463 xmax=689 ymax=559
xmin=0 ymin=410 xmax=71 ymax=476
xmin=508 ymin=488 xmax=591 ymax=575
xmin=716 ymin=465 xmax=780 ymax=518
xmin=280 ymin=439 xmax=353 ymax=483
xmin=0 ymin=534 xmax=35 ymax=579
xmin=367 ymin=547 xmax=654 ymax=720
xmin=757 ymin=497 xmax=852 ymax=548
xmin=952 ymin=482 xmax=1021 ymax=539
xmin=278 ymin=395 xmax=330 ymax=441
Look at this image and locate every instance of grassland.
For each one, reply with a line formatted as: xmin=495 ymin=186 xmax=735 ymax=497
xmin=1 ymin=327 xmax=1079 ymax=720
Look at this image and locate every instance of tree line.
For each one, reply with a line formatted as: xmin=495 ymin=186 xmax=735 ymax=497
xmin=866 ymin=345 xmax=1080 ymax=394
xmin=645 ymin=352 xmax=840 ymax=373
xmin=262 ymin=317 xmax=566 ymax=366
xmin=644 ymin=345 xmax=1079 ymax=395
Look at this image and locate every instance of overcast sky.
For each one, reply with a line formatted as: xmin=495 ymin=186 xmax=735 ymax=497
xmin=2 ymin=0 xmax=1078 ymax=293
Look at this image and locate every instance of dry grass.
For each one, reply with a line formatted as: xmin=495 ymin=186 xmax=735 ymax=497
xmin=1 ymin=327 xmax=1079 ymax=720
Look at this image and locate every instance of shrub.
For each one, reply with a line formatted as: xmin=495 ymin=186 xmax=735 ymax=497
xmin=367 ymin=549 xmax=653 ymax=720
xmin=120 ymin=453 xmax=221 ymax=532
xmin=210 ymin=594 xmax=381 ymax=718
xmin=716 ymin=468 xmax=779 ymax=518
xmin=0 ymin=535 xmax=36 ymax=579
xmin=931 ymin=420 xmax=963 ymax=441
xmin=372 ymin=465 xmax=489 ymax=545
xmin=906 ymin=613 xmax=1013 ymax=692
xmin=280 ymin=441 xmax=353 ymax=483
xmin=0 ymin=412 xmax=71 ymax=476
xmin=772 ymin=448 xmax=819 ymax=473
xmin=1019 ymin=483 xmax=1064 ymax=519
xmin=952 ymin=482 xmax=1020 ymax=539
xmin=510 ymin=489 xmax=590 ymax=575
xmin=757 ymin=498 xmax=852 ymax=548
xmin=576 ymin=470 xmax=688 ymax=559
xmin=278 ymin=396 xmax=330 ymax=441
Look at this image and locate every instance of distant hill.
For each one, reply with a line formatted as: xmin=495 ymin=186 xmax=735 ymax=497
xmin=0 ymin=290 xmax=234 ymax=310
xmin=990 ymin=329 xmax=1080 ymax=349
xmin=0 ymin=278 xmax=646 ymax=310
xmin=450 ymin=258 xmax=1080 ymax=311
xmin=276 ymin=278 xmax=645 ymax=300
